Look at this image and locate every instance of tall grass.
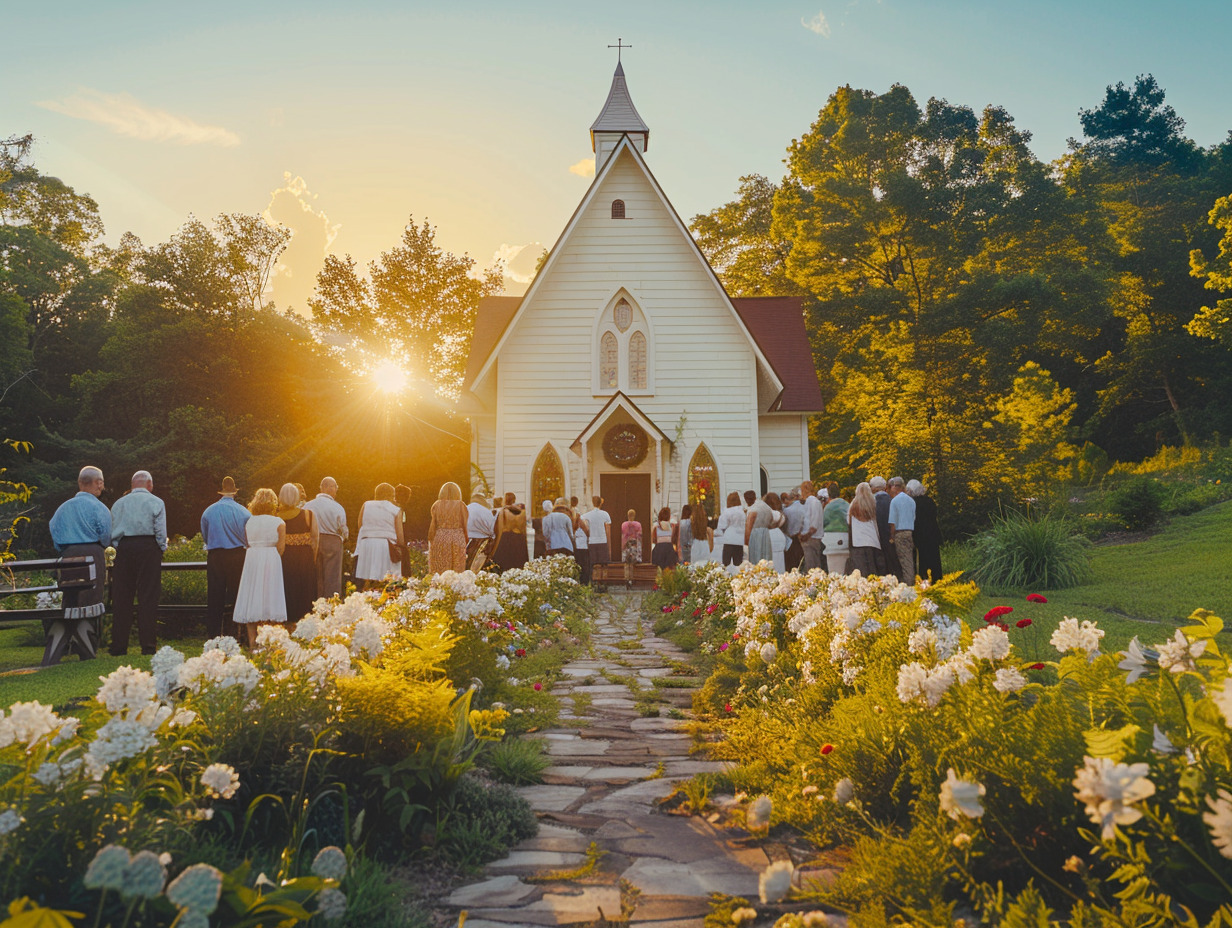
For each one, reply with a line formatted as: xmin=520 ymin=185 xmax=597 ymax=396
xmin=967 ymin=510 xmax=1091 ymax=592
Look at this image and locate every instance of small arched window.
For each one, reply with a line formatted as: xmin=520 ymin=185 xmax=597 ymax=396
xmin=600 ymin=332 xmax=619 ymax=388
xmin=611 ymin=199 xmax=626 ymax=219
xmin=629 ymin=331 xmax=647 ymax=391
xmin=531 ymin=444 xmax=565 ymax=516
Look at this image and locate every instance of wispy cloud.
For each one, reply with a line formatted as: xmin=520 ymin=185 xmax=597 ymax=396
xmin=37 ymin=88 xmax=240 ymax=146
xmin=265 ymin=173 xmax=340 ymax=314
xmin=569 ymin=157 xmax=595 ymax=177
xmin=490 ymin=242 xmax=544 ymax=286
xmin=802 ymin=9 xmax=832 ymax=36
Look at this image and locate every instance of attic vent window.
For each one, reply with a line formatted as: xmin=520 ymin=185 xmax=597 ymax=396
xmin=611 ymin=199 xmax=626 ymax=219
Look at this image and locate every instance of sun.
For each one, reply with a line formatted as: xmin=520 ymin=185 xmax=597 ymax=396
xmin=370 ymin=359 xmax=409 ymax=394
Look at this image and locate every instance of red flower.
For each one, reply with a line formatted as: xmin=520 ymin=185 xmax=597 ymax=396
xmin=1016 ymin=618 xmax=1033 ymax=629
xmin=724 ymin=702 xmax=733 ymax=713
xmin=507 ymin=622 xmax=515 ymax=630
xmin=706 ymin=604 xmax=717 ymax=615
xmin=1027 ymin=662 xmax=1045 ymax=670
xmin=515 ymin=648 xmax=527 ymax=657
xmin=1027 ymin=594 xmax=1048 ymax=604
xmin=718 ymin=642 xmax=729 ymax=652
xmin=533 ymin=682 xmax=543 ymax=691
xmin=652 ymin=584 xmax=659 ymax=591
xmin=997 ymin=622 xmax=1010 ymax=631
xmin=662 ymin=605 xmax=672 ymax=613
xmin=983 ymin=606 xmax=1014 ymax=622
xmin=820 ymin=743 xmax=834 ymax=755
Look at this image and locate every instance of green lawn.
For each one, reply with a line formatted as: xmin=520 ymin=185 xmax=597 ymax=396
xmin=969 ymin=500 xmax=1232 ymax=651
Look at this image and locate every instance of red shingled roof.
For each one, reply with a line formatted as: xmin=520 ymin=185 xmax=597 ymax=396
xmin=730 ymin=296 xmax=825 ymax=412
xmin=463 ymin=293 xmax=823 ymax=413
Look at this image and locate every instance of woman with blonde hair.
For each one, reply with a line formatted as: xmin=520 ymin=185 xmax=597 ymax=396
xmin=355 ymin=482 xmax=404 ymax=588
xmin=233 ymin=488 xmax=287 ymax=646
xmin=620 ymin=508 xmax=643 ymax=589
xmin=428 ymin=481 xmax=468 ymax=574
xmin=278 ymin=482 xmax=319 ymax=622
xmin=846 ymin=482 xmax=881 ymax=576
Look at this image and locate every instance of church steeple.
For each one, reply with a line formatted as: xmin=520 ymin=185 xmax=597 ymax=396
xmin=590 ymin=60 xmax=649 ymax=168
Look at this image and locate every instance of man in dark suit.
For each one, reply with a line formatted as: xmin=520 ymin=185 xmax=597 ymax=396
xmin=870 ymin=476 xmax=897 ymax=576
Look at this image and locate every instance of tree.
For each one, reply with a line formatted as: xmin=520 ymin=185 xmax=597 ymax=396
xmin=310 ymin=216 xmax=502 ymax=396
xmin=1187 ymin=194 xmax=1232 ymax=346
xmin=690 ymin=175 xmax=799 ymax=296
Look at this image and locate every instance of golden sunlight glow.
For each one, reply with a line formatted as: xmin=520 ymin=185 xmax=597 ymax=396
xmin=370 ymin=359 xmax=409 ymax=394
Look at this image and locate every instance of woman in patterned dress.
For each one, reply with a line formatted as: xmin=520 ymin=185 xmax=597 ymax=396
xmin=428 ymin=482 xmax=468 ymax=574
xmin=278 ymin=483 xmax=318 ymax=623
xmin=620 ymin=509 xmax=642 ymax=589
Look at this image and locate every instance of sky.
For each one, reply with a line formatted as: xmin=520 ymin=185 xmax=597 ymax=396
xmin=4 ymin=0 xmax=1232 ymax=308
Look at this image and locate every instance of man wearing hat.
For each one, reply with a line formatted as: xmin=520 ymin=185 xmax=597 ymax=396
xmin=465 ymin=491 xmax=496 ymax=569
xmin=200 ymin=476 xmax=251 ymax=639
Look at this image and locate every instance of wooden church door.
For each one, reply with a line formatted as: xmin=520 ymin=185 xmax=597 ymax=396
xmin=599 ymin=473 xmax=651 ymax=563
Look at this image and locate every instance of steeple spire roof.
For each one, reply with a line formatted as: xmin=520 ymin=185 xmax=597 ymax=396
xmin=589 ymin=61 xmax=650 ymax=150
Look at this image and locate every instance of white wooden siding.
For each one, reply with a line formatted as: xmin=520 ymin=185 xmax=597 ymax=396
xmin=758 ymin=415 xmax=809 ymax=493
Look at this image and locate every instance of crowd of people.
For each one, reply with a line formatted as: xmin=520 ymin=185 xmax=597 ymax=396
xmin=44 ymin=464 xmax=942 ymax=658
xmin=432 ymin=475 xmax=942 ymax=588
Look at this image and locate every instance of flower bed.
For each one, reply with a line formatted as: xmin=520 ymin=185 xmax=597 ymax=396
xmin=651 ymin=563 xmax=1232 ymax=927
xmin=0 ymin=556 xmax=591 ymax=926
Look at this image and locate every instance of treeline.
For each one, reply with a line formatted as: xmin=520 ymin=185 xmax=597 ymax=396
xmin=691 ymin=76 xmax=1232 ymax=521
xmin=0 ymin=135 xmax=489 ymax=546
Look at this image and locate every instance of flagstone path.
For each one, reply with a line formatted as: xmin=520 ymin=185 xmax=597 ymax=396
xmin=444 ymin=593 xmax=770 ymax=928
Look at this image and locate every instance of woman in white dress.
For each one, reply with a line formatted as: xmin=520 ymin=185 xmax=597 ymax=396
xmin=355 ymin=482 xmax=404 ymax=589
xmin=233 ymin=487 xmax=287 ymax=646
xmin=689 ymin=497 xmax=714 ymax=565
xmin=766 ymin=492 xmax=787 ymax=573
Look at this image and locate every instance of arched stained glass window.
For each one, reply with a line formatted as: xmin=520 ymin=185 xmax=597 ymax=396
xmin=600 ymin=332 xmax=618 ymax=388
xmin=688 ymin=444 xmax=719 ymax=520
xmin=614 ymin=298 xmax=632 ymax=332
xmin=611 ymin=199 xmax=625 ymax=219
xmin=629 ymin=331 xmax=647 ymax=390
xmin=531 ymin=444 xmax=564 ymax=516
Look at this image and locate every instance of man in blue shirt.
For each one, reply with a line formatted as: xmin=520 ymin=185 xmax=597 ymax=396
xmin=201 ymin=476 xmax=251 ymax=639
xmin=46 ymin=465 xmax=111 ymax=663
xmin=109 ymin=470 xmax=168 ymax=655
xmin=887 ymin=476 xmax=917 ymax=584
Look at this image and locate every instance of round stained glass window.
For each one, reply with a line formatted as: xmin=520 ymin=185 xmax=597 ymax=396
xmin=602 ymin=423 xmax=649 ymax=469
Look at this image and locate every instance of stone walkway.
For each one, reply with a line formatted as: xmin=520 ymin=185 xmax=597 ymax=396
xmin=445 ymin=593 xmax=768 ymax=927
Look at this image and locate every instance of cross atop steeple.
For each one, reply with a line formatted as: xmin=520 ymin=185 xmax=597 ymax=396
xmin=590 ymin=56 xmax=650 ymax=163
xmin=607 ymin=38 xmax=631 ymax=63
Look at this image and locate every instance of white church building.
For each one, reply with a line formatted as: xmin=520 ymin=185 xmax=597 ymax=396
xmin=461 ymin=62 xmax=823 ymax=540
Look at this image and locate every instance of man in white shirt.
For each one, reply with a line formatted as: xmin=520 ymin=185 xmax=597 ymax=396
xmin=799 ymin=479 xmax=825 ymax=571
xmin=466 ymin=492 xmax=496 ymax=568
xmin=715 ymin=491 xmax=747 ymax=567
xmin=304 ymin=476 xmax=348 ymax=598
xmin=580 ymin=497 xmax=613 ymax=586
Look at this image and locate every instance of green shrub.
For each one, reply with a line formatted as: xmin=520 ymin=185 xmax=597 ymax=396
xmin=163 ymin=533 xmax=208 ymax=605
xmin=1106 ymin=475 xmax=1167 ymax=530
xmin=481 ymin=737 xmax=549 ymax=785
xmin=436 ymin=774 xmax=538 ymax=867
xmin=967 ymin=510 xmax=1091 ymax=591
xmin=340 ymin=855 xmax=431 ymax=928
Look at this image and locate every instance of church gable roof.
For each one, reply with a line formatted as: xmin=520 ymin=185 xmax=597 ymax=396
xmin=589 ymin=62 xmax=650 ymax=139
xmin=731 ymin=297 xmax=825 ymax=412
xmin=466 ymin=135 xmax=785 ymax=400
xmin=463 ymin=295 xmax=520 ymax=393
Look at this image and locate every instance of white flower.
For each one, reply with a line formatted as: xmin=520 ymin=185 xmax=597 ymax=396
xmin=1202 ymin=789 xmax=1232 ymax=859
xmin=1155 ymin=630 xmax=1206 ymax=674
xmin=84 ymin=845 xmax=132 ymax=890
xmin=200 ymin=764 xmax=240 ymax=799
xmin=939 ymin=768 xmax=985 ymax=820
xmin=151 ymin=646 xmax=185 ymax=677
xmin=747 ymin=795 xmax=772 ymax=830
xmin=896 ymin=662 xmax=928 ymax=704
xmin=993 ymin=668 xmax=1027 ymax=694
xmin=122 ymin=850 xmax=167 ymax=899
xmin=802 ymin=912 xmax=829 ymax=928
xmin=760 ymin=642 xmax=778 ymax=665
xmin=0 ymin=808 xmax=23 ymax=836
xmin=833 ymin=777 xmax=855 ymax=806
xmin=1150 ymin=724 xmax=1178 ymax=755
xmin=1072 ymin=755 xmax=1155 ymax=841
xmin=1051 ymin=617 xmax=1104 ymax=658
xmin=165 ymin=863 xmax=223 ymax=914
xmin=84 ymin=718 xmax=158 ymax=776
xmin=731 ymin=908 xmax=758 ymax=926
xmin=758 ymin=860 xmax=793 ymax=903
xmin=317 ymin=887 xmax=347 ymax=921
xmin=908 ymin=626 xmax=938 ymax=655
xmin=202 ymin=636 xmax=241 ymax=656
xmin=255 ymin=624 xmax=290 ymax=648
xmin=1117 ymin=637 xmax=1154 ymax=683
xmin=897 ymin=662 xmax=954 ymax=707
xmin=311 ymin=846 xmax=348 ymax=881
xmin=969 ymin=626 xmax=1010 ymax=662
xmin=169 ymin=709 xmax=197 ymax=728
xmin=1 ymin=702 xmax=63 ymax=748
